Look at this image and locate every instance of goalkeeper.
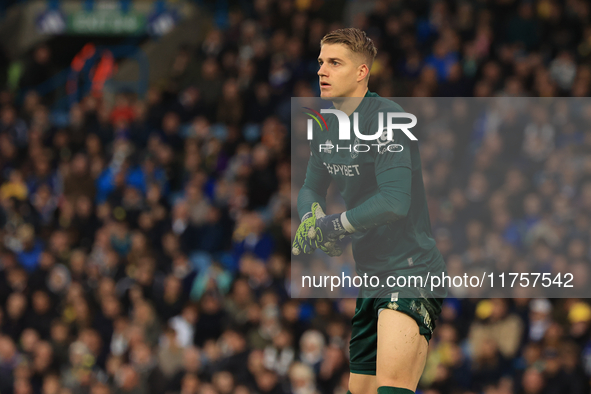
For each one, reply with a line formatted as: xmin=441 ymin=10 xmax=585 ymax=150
xmin=292 ymin=28 xmax=447 ymax=394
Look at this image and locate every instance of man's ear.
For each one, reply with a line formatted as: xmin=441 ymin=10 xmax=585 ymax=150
xmin=357 ymin=63 xmax=370 ymax=82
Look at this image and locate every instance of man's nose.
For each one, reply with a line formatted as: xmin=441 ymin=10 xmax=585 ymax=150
xmin=318 ymin=64 xmax=327 ymax=76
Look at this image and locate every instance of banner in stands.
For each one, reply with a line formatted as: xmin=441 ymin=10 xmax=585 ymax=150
xmin=36 ymin=4 xmax=179 ymax=36
xmin=67 ymin=10 xmax=145 ymax=35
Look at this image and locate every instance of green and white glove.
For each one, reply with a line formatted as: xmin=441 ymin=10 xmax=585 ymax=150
xmin=292 ymin=203 xmax=343 ymax=256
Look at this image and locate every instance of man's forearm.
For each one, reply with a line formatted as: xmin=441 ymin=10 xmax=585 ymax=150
xmin=297 ymin=185 xmax=327 ymax=220
xmin=345 ymin=167 xmax=411 ymax=232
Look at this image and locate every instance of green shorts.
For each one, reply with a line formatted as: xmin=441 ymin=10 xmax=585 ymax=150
xmin=349 ymin=293 xmax=444 ymax=375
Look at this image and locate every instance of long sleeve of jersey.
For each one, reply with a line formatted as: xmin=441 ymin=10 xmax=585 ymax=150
xmin=344 ymin=117 xmax=415 ymax=231
xmin=297 ymin=152 xmax=331 ymax=220
xmin=345 ymin=166 xmax=411 ymax=231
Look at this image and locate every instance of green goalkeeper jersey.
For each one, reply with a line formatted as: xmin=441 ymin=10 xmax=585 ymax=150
xmin=297 ymin=91 xmax=446 ymax=294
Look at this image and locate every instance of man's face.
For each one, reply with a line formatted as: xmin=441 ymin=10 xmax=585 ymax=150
xmin=317 ymin=44 xmax=365 ymax=99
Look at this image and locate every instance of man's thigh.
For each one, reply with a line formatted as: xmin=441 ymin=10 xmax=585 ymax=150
xmin=376 ymin=309 xmax=428 ymax=390
xmin=348 ymin=296 xmax=440 ymax=393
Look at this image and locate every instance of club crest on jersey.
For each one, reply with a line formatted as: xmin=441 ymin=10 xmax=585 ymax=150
xmin=378 ymin=129 xmax=398 ymax=154
xmin=322 ymin=140 xmax=333 ymax=154
xmin=351 ymin=137 xmax=359 ymax=159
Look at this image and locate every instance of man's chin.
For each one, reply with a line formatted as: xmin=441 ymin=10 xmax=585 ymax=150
xmin=320 ymin=91 xmax=338 ymax=100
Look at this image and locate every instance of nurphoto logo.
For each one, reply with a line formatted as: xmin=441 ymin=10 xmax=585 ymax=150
xmin=304 ymin=108 xmax=418 ymax=154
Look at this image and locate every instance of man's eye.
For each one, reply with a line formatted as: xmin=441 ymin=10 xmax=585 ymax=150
xmin=332 ymin=61 xmax=339 ymax=66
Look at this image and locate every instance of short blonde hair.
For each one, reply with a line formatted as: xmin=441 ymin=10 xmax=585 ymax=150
xmin=320 ymin=28 xmax=377 ymax=68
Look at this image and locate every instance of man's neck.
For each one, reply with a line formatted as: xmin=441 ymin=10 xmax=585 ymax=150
xmin=332 ymin=87 xmax=369 ymax=116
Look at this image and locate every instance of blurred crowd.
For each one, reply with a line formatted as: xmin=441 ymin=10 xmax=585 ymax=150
xmin=1 ymin=0 xmax=591 ymax=394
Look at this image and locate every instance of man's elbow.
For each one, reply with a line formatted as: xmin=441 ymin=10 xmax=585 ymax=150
xmin=380 ymin=189 xmax=411 ymax=222
xmin=384 ymin=207 xmax=408 ymax=223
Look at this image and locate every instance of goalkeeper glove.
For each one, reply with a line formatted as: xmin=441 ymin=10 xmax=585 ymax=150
xmin=292 ymin=210 xmax=318 ymax=255
xmin=307 ymin=205 xmax=355 ymax=250
xmin=292 ymin=203 xmax=343 ymax=256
